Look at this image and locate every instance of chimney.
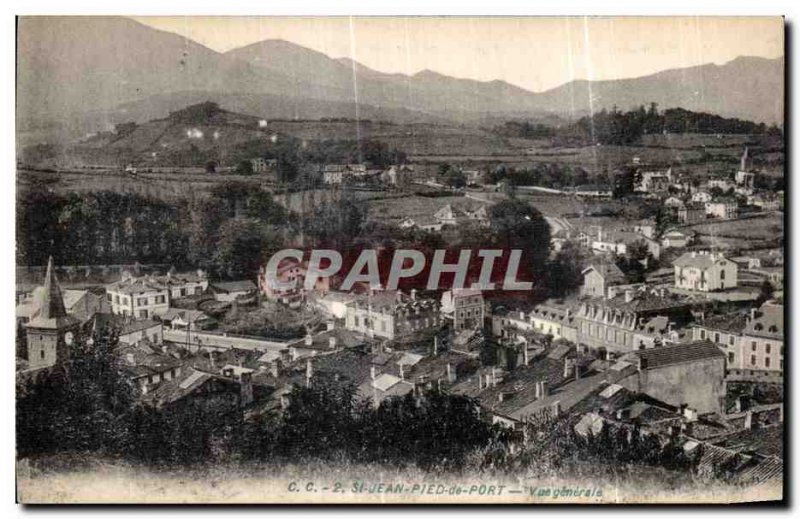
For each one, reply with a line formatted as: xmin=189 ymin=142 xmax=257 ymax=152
xmin=478 ymin=373 xmax=484 ymax=390
xmin=534 ymin=381 xmax=541 ymax=399
xmin=498 ymin=392 xmax=504 ymax=403
xmin=326 ymin=321 xmax=335 ymax=331
xmin=209 ymin=350 xmax=216 ymax=370
xmin=304 ymin=333 xmax=313 ymax=346
xmin=563 ymin=358 xmax=572 ymax=379
xmin=744 ymin=410 xmax=753 ymax=430
xmin=305 ymin=360 xmax=313 ymax=387
xmin=541 ymin=381 xmax=549 ymax=397
xmin=399 ymin=363 xmax=405 ymax=381
xmin=396 ymin=290 xmax=403 ymax=303
xmin=371 ymin=366 xmax=377 ymax=380
xmin=269 ymin=360 xmax=282 ymax=378
xmin=446 ymin=363 xmax=456 ymax=383
xmin=638 ymin=356 xmax=648 ymax=371
xmin=290 ymin=347 xmax=298 ymax=361
xmin=551 ymin=400 xmax=561 ymax=417
xmin=491 ymin=368 xmax=497 ymax=387
xmin=280 ymin=393 xmax=289 ymax=409
xmin=329 ymin=336 xmax=337 ymax=349
xmin=433 ymin=336 xmax=438 ymax=356
xmin=411 ymin=289 xmax=417 ymax=301
xmin=522 ymin=346 xmax=529 ymax=366
xmin=750 ymin=308 xmax=756 ymax=321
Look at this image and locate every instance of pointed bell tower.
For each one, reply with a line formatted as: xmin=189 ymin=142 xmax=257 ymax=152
xmin=25 ymin=257 xmax=80 ymax=369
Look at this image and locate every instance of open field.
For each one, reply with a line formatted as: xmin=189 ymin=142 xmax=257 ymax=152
xmin=685 ymin=214 xmax=783 ymax=239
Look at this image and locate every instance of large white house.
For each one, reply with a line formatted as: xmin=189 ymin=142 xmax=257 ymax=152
xmin=106 ymin=271 xmax=208 ymax=319
xmin=673 ymin=251 xmax=738 ymax=292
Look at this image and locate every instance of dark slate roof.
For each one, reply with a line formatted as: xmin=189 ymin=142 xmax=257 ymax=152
xmin=745 ymin=302 xmax=783 ymax=339
xmin=142 ymin=367 xmax=238 ymax=408
xmin=210 ymin=280 xmax=257 ymax=293
xmin=673 ymin=251 xmax=730 ymax=270
xmin=582 ymin=262 xmax=626 ymax=284
xmin=716 ymin=425 xmax=783 ymax=459
xmin=632 ymin=340 xmax=725 ymax=369
xmin=26 ymin=257 xmax=80 ymax=330
xmin=692 ymin=313 xmax=749 ymax=334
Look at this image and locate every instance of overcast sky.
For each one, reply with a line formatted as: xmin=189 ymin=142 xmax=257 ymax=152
xmin=133 ymin=16 xmax=784 ymax=93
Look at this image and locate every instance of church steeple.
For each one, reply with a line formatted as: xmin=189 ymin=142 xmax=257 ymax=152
xmin=38 ymin=256 xmax=69 ymax=321
xmin=24 ymin=257 xmax=80 ymax=370
xmin=740 ymin=147 xmax=750 ymax=171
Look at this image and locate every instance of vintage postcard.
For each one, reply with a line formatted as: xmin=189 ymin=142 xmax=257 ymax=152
xmin=15 ymin=16 xmax=784 ymax=504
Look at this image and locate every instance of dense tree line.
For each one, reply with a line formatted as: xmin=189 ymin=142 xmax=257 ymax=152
xmin=495 ymin=103 xmax=782 ymax=146
xmin=488 ymin=163 xmax=590 ymax=188
xmin=17 ymin=190 xmax=189 ymax=267
xmin=492 ymin=121 xmax=556 ymax=139
xmin=16 ymin=183 xmax=295 ymax=280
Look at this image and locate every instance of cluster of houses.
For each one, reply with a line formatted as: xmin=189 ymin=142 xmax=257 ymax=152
xmin=15 ymin=238 xmax=783 ymax=484
xmin=15 ymin=146 xmax=783 ymax=483
xmin=398 ymin=203 xmax=490 ymax=232
xmin=636 ymin=148 xmax=783 ymax=224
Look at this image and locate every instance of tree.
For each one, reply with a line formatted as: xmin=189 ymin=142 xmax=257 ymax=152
xmin=547 ymin=241 xmax=586 ymax=297
xmin=205 ymin=160 xmax=217 ymax=174
xmin=444 ymin=169 xmax=467 ymax=189
xmin=488 ymin=199 xmax=552 ymax=288
xmin=304 ymin=194 xmax=366 ymax=249
xmin=235 ymin=160 xmax=254 ymax=175
xmin=613 ymin=166 xmax=637 ymax=198
xmin=212 ymin=218 xmax=282 ymax=280
xmin=757 ymin=280 xmax=775 ymax=304
xmin=17 ymin=329 xmax=137 ymax=459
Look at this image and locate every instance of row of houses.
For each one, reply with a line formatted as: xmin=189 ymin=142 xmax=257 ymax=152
xmin=399 ymin=203 xmax=490 ymax=232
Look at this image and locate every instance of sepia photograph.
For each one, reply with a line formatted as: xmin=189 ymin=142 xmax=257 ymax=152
xmin=13 ymin=14 xmax=785 ymax=504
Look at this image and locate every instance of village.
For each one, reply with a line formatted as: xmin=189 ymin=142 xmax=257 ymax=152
xmin=15 ymin=135 xmax=785 ymax=487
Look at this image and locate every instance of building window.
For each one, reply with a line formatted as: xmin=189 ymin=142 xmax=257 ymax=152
xmin=728 ymin=352 xmax=734 ymax=363
xmin=40 ymin=349 xmax=45 ymax=360
xmin=765 ymin=358 xmax=770 ymax=368
xmin=766 ymin=344 xmax=771 ymax=354
xmin=752 ymin=341 xmax=757 ymax=351
xmin=700 ymin=330 xmax=706 ymax=340
xmin=139 ymin=310 xmax=148 ymax=318
xmin=715 ymin=332 xmax=720 ymax=343
xmin=751 ymin=355 xmax=756 ymax=366
xmin=720 ymin=270 xmax=725 ymax=280
xmin=729 ymin=336 xmax=735 ymax=346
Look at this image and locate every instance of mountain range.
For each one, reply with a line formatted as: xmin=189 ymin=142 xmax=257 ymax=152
xmin=17 ymin=16 xmax=784 ymax=143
